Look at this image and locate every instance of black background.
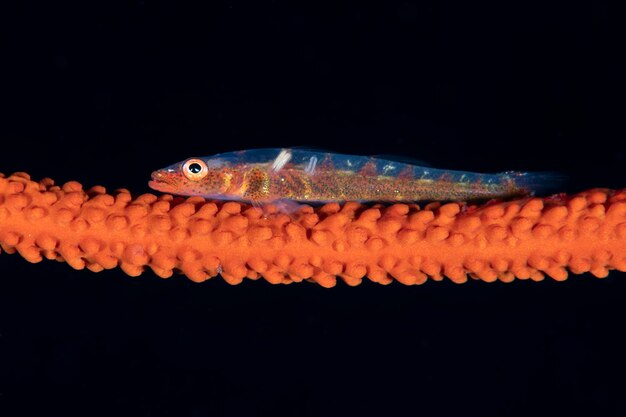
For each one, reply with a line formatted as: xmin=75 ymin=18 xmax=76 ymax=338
xmin=2 ymin=1 xmax=626 ymax=416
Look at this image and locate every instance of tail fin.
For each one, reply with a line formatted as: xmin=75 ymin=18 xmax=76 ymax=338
xmin=505 ymin=171 xmax=568 ymax=197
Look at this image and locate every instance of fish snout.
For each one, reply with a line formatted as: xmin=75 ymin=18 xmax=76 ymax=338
xmin=148 ymin=170 xmax=178 ymax=193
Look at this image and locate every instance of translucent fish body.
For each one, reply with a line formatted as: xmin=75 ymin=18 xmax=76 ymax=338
xmin=149 ymin=148 xmax=556 ymax=203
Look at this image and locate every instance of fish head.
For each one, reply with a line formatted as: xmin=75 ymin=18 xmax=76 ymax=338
xmin=149 ymin=157 xmax=245 ymax=199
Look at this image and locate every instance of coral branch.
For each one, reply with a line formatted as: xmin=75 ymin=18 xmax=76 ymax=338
xmin=1 ymin=173 xmax=626 ymax=287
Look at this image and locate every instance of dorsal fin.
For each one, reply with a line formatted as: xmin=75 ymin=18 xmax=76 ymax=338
xmin=270 ymin=149 xmax=293 ymax=172
xmin=371 ymin=154 xmax=432 ymax=167
xmin=287 ymin=146 xmax=334 ymax=153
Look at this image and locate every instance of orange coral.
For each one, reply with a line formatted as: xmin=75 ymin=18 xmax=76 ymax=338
xmin=1 ymin=172 xmax=625 ymax=287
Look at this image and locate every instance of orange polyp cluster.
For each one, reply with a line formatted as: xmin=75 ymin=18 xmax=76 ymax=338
xmin=1 ymin=172 xmax=626 ymax=287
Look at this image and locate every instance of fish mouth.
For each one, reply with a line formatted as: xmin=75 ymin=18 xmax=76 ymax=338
xmin=148 ymin=171 xmax=178 ymax=194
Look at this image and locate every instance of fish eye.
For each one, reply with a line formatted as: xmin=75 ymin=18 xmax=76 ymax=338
xmin=182 ymin=158 xmax=208 ymax=181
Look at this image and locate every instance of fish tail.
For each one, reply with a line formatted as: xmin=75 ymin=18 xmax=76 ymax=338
xmin=503 ymin=171 xmax=567 ymax=196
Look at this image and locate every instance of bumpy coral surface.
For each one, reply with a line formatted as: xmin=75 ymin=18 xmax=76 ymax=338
xmin=1 ymin=173 xmax=625 ymax=287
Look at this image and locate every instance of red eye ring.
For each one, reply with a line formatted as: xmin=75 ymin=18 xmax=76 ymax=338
xmin=182 ymin=158 xmax=208 ymax=181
